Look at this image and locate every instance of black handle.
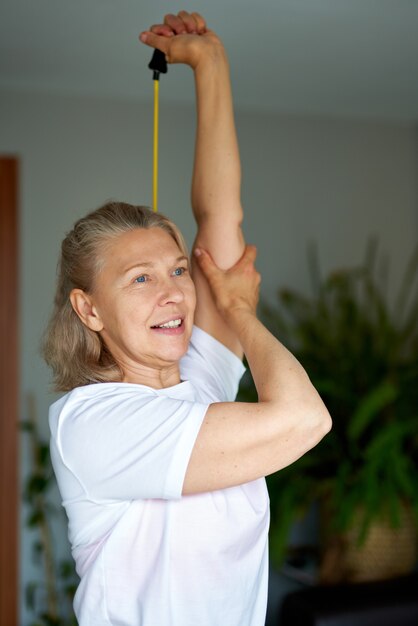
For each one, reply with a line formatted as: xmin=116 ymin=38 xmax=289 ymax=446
xmin=148 ymin=49 xmax=168 ymax=80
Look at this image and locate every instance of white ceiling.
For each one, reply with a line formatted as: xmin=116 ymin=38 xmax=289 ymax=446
xmin=1 ymin=0 xmax=418 ymax=120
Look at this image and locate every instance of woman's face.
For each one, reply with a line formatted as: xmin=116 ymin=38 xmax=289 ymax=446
xmin=89 ymin=227 xmax=196 ymax=384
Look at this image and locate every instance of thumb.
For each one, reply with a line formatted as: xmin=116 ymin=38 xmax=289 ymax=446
xmin=139 ymin=31 xmax=171 ymax=55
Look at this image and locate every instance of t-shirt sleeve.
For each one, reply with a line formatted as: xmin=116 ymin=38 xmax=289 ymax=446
xmin=54 ymin=387 xmax=208 ymax=501
xmin=180 ymin=326 xmax=246 ymax=403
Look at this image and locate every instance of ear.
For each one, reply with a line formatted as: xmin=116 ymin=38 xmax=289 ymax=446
xmin=70 ymin=289 xmax=104 ymax=332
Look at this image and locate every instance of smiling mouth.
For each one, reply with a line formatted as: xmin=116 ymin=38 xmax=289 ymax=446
xmin=151 ymin=318 xmax=183 ymax=329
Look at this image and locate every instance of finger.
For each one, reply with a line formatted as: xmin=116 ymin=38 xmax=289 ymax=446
xmin=139 ymin=31 xmax=170 ymax=53
xmin=178 ymin=10 xmax=199 ymax=34
xmin=194 ymin=248 xmax=222 ymax=281
xmin=164 ymin=13 xmax=187 ymax=34
xmin=149 ymin=24 xmax=174 ymax=37
xmin=238 ymin=245 xmax=258 ymax=267
xmin=191 ymin=12 xmax=207 ymax=34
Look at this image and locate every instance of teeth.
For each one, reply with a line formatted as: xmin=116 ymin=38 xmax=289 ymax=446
xmin=155 ymin=319 xmax=181 ymax=329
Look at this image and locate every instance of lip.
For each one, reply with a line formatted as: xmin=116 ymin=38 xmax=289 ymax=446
xmin=150 ymin=315 xmax=184 ymax=329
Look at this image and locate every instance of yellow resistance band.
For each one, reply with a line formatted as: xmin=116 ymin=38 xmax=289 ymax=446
xmin=149 ymin=48 xmax=167 ymax=211
xmin=152 ymin=78 xmax=159 ymax=212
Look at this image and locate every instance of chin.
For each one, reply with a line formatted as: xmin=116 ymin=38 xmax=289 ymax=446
xmin=167 ymin=340 xmax=191 ymax=363
xmin=155 ymin=334 xmax=191 ymax=362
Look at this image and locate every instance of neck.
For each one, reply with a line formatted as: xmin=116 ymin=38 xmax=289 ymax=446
xmin=121 ymin=362 xmax=182 ymax=389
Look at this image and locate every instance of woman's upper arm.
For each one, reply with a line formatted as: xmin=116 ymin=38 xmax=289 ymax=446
xmin=182 ymin=398 xmax=329 ymax=495
xmin=192 ymin=217 xmax=245 ymax=357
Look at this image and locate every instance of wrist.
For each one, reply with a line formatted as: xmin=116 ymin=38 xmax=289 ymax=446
xmin=223 ymin=304 xmax=257 ymax=333
xmin=193 ymin=42 xmax=228 ymax=74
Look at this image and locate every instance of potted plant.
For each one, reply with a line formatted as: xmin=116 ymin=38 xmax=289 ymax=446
xmin=21 ymin=393 xmax=78 ymax=626
xmin=238 ymin=241 xmax=418 ymax=584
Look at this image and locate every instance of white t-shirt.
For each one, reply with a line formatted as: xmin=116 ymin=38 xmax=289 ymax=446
xmin=49 ymin=326 xmax=270 ymax=626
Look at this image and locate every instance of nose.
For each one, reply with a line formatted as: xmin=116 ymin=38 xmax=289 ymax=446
xmin=158 ymin=279 xmax=185 ymax=306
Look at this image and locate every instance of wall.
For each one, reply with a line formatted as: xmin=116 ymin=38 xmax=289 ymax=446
xmin=0 ymin=88 xmax=417 ymax=624
xmin=238 ymin=111 xmax=417 ymax=298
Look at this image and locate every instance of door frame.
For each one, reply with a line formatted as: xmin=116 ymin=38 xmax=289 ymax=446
xmin=0 ymin=156 xmax=19 ymax=626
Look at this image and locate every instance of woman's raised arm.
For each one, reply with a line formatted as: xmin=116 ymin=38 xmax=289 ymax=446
xmin=141 ymin=14 xmax=332 ymax=495
xmin=141 ymin=11 xmax=245 ymax=356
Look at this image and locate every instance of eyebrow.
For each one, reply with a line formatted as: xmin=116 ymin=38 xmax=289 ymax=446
xmin=123 ymin=255 xmax=189 ymax=274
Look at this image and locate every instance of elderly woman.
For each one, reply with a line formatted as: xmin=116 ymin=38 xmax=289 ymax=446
xmin=44 ymin=11 xmax=331 ymax=626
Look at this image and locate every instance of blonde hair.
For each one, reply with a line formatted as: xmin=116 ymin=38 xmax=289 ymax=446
xmin=42 ymin=201 xmax=188 ymax=391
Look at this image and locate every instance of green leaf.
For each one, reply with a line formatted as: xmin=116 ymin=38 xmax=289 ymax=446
xmin=348 ymin=381 xmax=398 ymax=441
xmin=395 ymin=245 xmax=418 ymax=323
xmin=389 ymin=449 xmax=415 ymax=499
xmin=364 ymin=421 xmax=411 ymax=461
xmin=28 ymin=510 xmax=45 ymax=527
xmin=26 ymin=474 xmax=49 ymax=495
xmin=25 ymin=581 xmax=38 ymax=610
xmin=59 ymin=560 xmax=76 ymax=580
xmin=32 ymin=540 xmax=44 ymax=561
xmin=39 ymin=613 xmax=61 ymax=626
xmin=20 ymin=420 xmax=35 ymax=433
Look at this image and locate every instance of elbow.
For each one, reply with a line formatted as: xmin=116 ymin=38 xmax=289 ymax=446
xmin=318 ymin=406 xmax=332 ymax=439
xmin=307 ymin=403 xmax=332 ymax=449
xmin=289 ymin=389 xmax=332 ymax=457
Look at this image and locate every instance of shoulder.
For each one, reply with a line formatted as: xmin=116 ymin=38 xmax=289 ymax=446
xmin=49 ymin=381 xmax=208 ymax=438
xmin=48 ymin=383 xmax=165 ymax=442
xmin=49 ymin=382 xmax=210 ymax=501
xmin=49 ymin=382 xmax=157 ymax=417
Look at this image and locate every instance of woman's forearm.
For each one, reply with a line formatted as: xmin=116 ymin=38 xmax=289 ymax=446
xmin=195 ymin=246 xmax=332 ymax=430
xmin=227 ymin=307 xmax=320 ymax=408
xmin=189 ymin=39 xmax=245 ymax=354
xmin=191 ymin=47 xmax=243 ymax=240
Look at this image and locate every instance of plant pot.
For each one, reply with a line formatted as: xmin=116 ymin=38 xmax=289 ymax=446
xmin=319 ymin=505 xmax=417 ymax=585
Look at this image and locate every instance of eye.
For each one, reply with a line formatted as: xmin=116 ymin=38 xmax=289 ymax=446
xmin=134 ymin=274 xmax=147 ymax=284
xmin=173 ymin=267 xmax=187 ymax=277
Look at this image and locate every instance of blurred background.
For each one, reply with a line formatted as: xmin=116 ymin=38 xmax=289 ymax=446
xmin=0 ymin=0 xmax=417 ymax=624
